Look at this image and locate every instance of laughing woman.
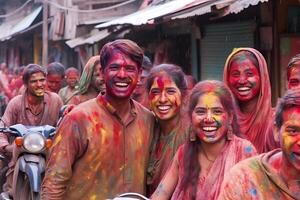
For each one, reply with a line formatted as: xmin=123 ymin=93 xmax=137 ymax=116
xmin=146 ymin=64 xmax=190 ymax=195
xmin=223 ymin=48 xmax=278 ymax=153
xmin=151 ymin=80 xmax=257 ymax=200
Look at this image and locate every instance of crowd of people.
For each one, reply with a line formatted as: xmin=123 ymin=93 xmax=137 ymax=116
xmin=0 ymin=39 xmax=299 ymax=200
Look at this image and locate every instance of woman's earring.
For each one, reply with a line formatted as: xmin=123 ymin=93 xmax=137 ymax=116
xmin=189 ymin=127 xmax=196 ymax=142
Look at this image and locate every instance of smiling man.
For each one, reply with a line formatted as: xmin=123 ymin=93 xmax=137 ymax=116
xmin=41 ymin=39 xmax=155 ymax=200
xmin=218 ymin=88 xmax=300 ymax=200
xmin=287 ymin=54 xmax=300 ymax=90
xmin=0 ymin=64 xmax=63 ymax=199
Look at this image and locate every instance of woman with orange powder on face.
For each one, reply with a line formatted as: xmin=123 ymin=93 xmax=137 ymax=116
xmin=151 ymin=80 xmax=257 ymax=200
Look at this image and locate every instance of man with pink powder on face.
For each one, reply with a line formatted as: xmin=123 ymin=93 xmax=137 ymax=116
xmin=218 ymin=88 xmax=300 ymax=200
xmin=287 ymin=54 xmax=300 ymax=90
xmin=41 ymin=39 xmax=155 ymax=200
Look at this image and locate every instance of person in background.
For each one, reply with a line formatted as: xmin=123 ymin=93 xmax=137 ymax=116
xmin=151 ymin=80 xmax=257 ymax=200
xmin=146 ymin=64 xmax=189 ymax=196
xmin=46 ymin=62 xmax=65 ymax=93
xmin=41 ymin=39 xmax=155 ymax=200
xmin=132 ymin=55 xmax=153 ymax=108
xmin=0 ymin=64 xmax=63 ymax=199
xmin=218 ymin=88 xmax=300 ymax=200
xmin=58 ymin=67 xmax=80 ymax=104
xmin=66 ymin=56 xmax=105 ymax=105
xmin=287 ymin=54 xmax=300 ymax=90
xmin=223 ymin=48 xmax=278 ymax=153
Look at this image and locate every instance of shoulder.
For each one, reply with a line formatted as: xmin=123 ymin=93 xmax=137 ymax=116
xmin=132 ymin=99 xmax=154 ymax=118
xmin=6 ymin=95 xmax=22 ymax=108
xmin=68 ymin=98 xmax=100 ymax=117
xmin=232 ymin=135 xmax=258 ymax=155
xmin=3 ymin=95 xmax=22 ymax=116
xmin=219 ymin=155 xmax=263 ymax=199
xmin=58 ymin=86 xmax=68 ymax=95
xmin=45 ymin=91 xmax=61 ymax=99
xmin=45 ymin=91 xmax=63 ymax=105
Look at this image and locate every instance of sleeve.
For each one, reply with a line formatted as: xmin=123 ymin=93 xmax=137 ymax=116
xmin=41 ymin=114 xmax=87 ymax=200
xmin=0 ymin=99 xmax=17 ymax=150
xmin=1 ymin=97 xmax=17 ymax=127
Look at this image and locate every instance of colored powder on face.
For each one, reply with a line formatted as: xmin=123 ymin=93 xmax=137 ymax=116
xmin=290 ymin=153 xmax=297 ymax=161
xmin=157 ymin=76 xmax=165 ymax=91
xmin=215 ymin=119 xmax=222 ymax=128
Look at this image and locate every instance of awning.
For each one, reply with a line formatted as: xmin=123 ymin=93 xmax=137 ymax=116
xmin=66 ymin=29 xmax=110 ymax=48
xmin=165 ymin=0 xmax=268 ymax=20
xmin=0 ymin=6 xmax=42 ymax=41
xmin=228 ymin=0 xmax=268 ymax=14
xmin=95 ymin=0 xmax=210 ymax=28
xmin=95 ymin=0 xmax=269 ymax=29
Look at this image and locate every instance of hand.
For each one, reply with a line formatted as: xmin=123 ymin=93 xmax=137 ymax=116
xmin=4 ymin=144 xmax=13 ymax=153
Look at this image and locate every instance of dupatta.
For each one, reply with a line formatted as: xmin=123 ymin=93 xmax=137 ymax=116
xmin=223 ymin=48 xmax=276 ymax=153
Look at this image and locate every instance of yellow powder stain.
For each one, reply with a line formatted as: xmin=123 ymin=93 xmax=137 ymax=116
xmin=201 ymin=92 xmax=220 ymax=108
xmin=89 ymin=195 xmax=97 ymax=200
xmin=282 ymin=133 xmax=293 ymax=149
xmin=100 ymin=128 xmax=107 ymax=145
xmin=52 ymin=134 xmax=62 ymax=147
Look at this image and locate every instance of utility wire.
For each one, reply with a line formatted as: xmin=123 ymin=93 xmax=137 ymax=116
xmin=44 ymin=0 xmax=138 ymax=13
xmin=0 ymin=0 xmax=138 ymax=18
xmin=0 ymin=0 xmax=33 ymax=18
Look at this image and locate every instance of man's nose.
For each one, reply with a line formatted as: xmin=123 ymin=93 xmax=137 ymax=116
xmin=117 ymin=67 xmax=126 ymax=78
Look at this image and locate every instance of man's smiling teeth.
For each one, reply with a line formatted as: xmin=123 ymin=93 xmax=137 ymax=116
xmin=115 ymin=82 xmax=128 ymax=87
xmin=157 ymin=105 xmax=171 ymax=111
xmin=202 ymin=126 xmax=217 ymax=131
xmin=238 ymin=87 xmax=250 ymax=91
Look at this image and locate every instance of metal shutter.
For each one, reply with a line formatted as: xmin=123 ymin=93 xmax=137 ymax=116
xmin=200 ymin=21 xmax=255 ymax=80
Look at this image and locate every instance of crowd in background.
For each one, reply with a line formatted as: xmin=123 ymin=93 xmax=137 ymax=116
xmin=0 ymin=39 xmax=299 ymax=200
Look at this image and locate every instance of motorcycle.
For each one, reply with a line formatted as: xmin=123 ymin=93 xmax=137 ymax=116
xmin=0 ymin=124 xmax=55 ymax=200
xmin=0 ymin=154 xmax=8 ymax=193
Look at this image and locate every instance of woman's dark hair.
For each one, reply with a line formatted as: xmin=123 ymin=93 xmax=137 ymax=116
xmin=22 ymin=64 xmax=47 ymax=85
xmin=176 ymin=80 xmax=240 ymax=198
xmin=100 ymin=39 xmax=143 ymax=70
xmin=275 ymin=88 xmax=300 ymax=129
xmin=145 ymin=64 xmax=187 ymax=96
xmin=47 ymin=62 xmax=65 ymax=78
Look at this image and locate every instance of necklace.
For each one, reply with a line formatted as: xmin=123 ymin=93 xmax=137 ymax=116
xmin=201 ymin=146 xmax=216 ymax=163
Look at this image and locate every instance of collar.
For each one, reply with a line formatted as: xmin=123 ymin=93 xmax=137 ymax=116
xmin=24 ymin=90 xmax=47 ymax=109
xmin=96 ymin=94 xmax=137 ymax=117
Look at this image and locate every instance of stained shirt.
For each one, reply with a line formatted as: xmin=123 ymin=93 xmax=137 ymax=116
xmin=147 ymin=121 xmax=189 ymax=195
xmin=171 ymin=135 xmax=257 ymax=200
xmin=0 ymin=91 xmax=63 ymax=151
xmin=218 ymin=149 xmax=299 ymax=200
xmin=41 ymin=95 xmax=155 ymax=200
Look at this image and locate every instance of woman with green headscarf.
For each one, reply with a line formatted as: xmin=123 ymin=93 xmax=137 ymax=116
xmin=66 ymin=56 xmax=105 ymax=105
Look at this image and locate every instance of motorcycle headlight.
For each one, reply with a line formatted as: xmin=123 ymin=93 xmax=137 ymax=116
xmin=23 ymin=133 xmax=45 ymax=153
